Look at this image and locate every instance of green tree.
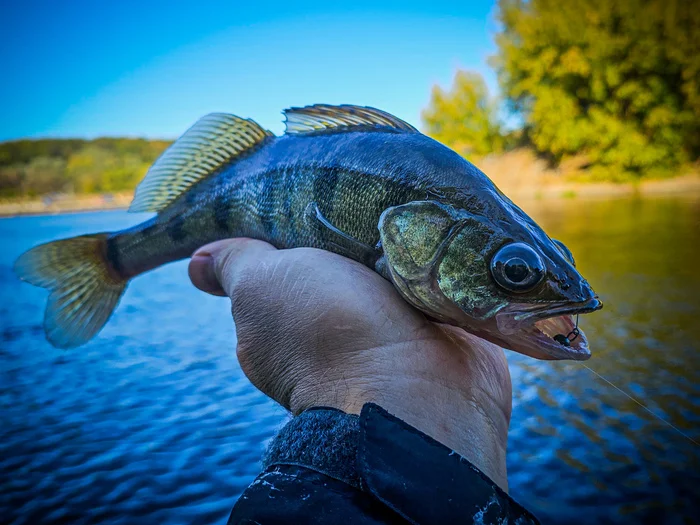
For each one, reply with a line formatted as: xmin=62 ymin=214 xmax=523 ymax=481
xmin=422 ymin=71 xmax=507 ymax=157
xmin=23 ymin=157 xmax=68 ymax=196
xmin=0 ymin=165 xmax=25 ymax=198
xmin=0 ymin=138 xmax=170 ymax=198
xmin=492 ymin=0 xmax=700 ymax=178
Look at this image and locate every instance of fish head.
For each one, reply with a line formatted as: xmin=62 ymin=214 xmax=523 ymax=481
xmin=377 ymin=196 xmax=602 ymax=361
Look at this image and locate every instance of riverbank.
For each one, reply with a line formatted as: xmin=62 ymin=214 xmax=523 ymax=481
xmin=477 ymin=149 xmax=700 ymax=200
xmin=1 ymin=151 xmax=699 ymax=217
xmin=0 ymin=193 xmax=134 ymax=217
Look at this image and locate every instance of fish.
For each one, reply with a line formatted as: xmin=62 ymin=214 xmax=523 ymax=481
xmin=14 ymin=104 xmax=602 ymax=360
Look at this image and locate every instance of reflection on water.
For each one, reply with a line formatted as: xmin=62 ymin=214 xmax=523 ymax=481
xmin=1 ymin=195 xmax=699 ymax=524
xmin=508 ymin=195 xmax=700 ymax=523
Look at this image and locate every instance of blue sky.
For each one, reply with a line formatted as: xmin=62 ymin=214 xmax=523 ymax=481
xmin=1 ymin=1 xmax=499 ymax=141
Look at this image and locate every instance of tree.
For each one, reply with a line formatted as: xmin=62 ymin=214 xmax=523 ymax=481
xmin=0 ymin=138 xmax=170 ymax=198
xmin=492 ymin=0 xmax=700 ymax=178
xmin=23 ymin=157 xmax=68 ymax=196
xmin=422 ymin=71 xmax=507 ymax=158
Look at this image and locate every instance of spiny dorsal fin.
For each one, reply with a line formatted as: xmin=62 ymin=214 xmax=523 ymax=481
xmin=284 ymin=104 xmax=418 ymax=135
xmin=129 ymin=113 xmax=273 ymax=213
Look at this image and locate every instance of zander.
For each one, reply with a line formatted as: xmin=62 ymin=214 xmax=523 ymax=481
xmin=15 ymin=105 xmax=602 ymax=359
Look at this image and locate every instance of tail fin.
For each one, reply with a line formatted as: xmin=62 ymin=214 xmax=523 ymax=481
xmin=14 ymin=234 xmax=127 ymax=349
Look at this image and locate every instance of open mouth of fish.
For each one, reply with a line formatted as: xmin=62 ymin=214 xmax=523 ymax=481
xmin=494 ymin=298 xmax=603 ymax=360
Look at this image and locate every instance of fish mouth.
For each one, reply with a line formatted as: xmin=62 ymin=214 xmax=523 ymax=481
xmin=381 ymin=252 xmax=603 ymax=361
xmin=492 ymin=298 xmax=603 ymax=360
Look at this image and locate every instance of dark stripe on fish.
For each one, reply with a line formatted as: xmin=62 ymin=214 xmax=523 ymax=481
xmin=214 ymin=192 xmax=231 ymax=232
xmin=282 ymin=168 xmax=292 ymax=225
xmin=312 ymin=167 xmax=340 ymax=243
xmin=260 ymin=174 xmax=277 ymax=241
xmin=168 ymin=214 xmax=187 ymax=243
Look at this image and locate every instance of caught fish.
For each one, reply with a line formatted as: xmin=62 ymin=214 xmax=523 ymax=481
xmin=15 ymin=104 xmax=602 ymax=359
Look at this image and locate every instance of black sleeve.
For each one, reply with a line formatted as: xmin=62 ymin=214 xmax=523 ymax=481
xmin=228 ymin=403 xmax=539 ymax=525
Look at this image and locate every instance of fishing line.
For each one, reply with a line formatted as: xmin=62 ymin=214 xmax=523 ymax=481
xmin=548 ymin=314 xmax=697 ymax=446
xmin=579 ymin=363 xmax=699 ymax=447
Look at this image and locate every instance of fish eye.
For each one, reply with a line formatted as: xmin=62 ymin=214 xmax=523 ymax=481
xmin=490 ymin=243 xmax=545 ymax=293
xmin=552 ymin=239 xmax=576 ymax=267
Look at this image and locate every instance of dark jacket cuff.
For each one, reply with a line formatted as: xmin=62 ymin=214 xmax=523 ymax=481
xmin=260 ymin=403 xmax=539 ymax=524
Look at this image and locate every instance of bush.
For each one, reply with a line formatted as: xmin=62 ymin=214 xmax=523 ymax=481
xmin=0 ymin=138 xmax=170 ymax=199
xmin=422 ymin=71 xmax=507 ymax=158
xmin=492 ymin=0 xmax=700 ymax=177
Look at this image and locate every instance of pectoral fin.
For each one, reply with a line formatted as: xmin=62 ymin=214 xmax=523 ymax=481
xmin=304 ymin=202 xmax=381 ymax=267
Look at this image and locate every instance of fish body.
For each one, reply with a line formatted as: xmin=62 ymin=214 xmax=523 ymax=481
xmin=15 ymin=105 xmax=602 ymax=359
xmin=111 ymin=129 xmax=490 ymax=276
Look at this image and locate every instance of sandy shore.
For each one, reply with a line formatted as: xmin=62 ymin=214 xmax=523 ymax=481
xmin=0 ymin=193 xmax=134 ymax=217
xmin=501 ymin=174 xmax=700 ymax=201
xmin=476 ymin=149 xmax=700 ymax=200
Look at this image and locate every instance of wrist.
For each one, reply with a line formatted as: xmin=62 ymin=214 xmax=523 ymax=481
xmin=288 ymin=347 xmax=511 ymax=491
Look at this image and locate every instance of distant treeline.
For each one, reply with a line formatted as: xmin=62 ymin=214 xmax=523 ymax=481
xmin=0 ymin=138 xmax=171 ymax=198
xmin=423 ymin=0 xmax=700 ymax=180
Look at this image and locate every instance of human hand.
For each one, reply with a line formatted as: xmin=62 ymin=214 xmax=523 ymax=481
xmin=188 ymin=239 xmax=513 ymax=490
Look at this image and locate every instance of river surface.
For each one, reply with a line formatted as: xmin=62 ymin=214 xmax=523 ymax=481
xmin=1 ymin=195 xmax=699 ymax=524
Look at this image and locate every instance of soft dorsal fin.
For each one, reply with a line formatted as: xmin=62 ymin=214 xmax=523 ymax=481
xmin=284 ymin=104 xmax=418 ymax=135
xmin=129 ymin=113 xmax=273 ymax=213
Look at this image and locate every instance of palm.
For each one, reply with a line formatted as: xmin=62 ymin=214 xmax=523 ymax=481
xmin=212 ymin=245 xmax=511 ymax=420
xmin=189 ymin=238 xmax=513 ymax=489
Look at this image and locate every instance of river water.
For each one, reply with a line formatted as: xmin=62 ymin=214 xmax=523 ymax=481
xmin=1 ymin=195 xmax=699 ymax=524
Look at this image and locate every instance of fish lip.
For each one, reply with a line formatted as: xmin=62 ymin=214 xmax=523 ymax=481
xmin=496 ymin=297 xmax=602 ymax=334
xmin=491 ymin=297 xmax=602 ymax=360
xmin=469 ymin=312 xmax=594 ymax=361
xmin=514 ymin=297 xmax=603 ymax=323
xmin=526 ymin=321 xmax=592 ymax=360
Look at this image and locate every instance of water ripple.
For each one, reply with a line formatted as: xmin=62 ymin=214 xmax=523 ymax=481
xmin=1 ymin=199 xmax=699 ymax=524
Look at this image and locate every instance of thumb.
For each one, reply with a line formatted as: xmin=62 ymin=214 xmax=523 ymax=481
xmin=188 ymin=238 xmax=276 ymax=297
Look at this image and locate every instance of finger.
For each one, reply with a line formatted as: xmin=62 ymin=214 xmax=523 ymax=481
xmin=188 ymin=238 xmax=276 ymax=297
xmin=189 ymin=253 xmax=227 ymax=297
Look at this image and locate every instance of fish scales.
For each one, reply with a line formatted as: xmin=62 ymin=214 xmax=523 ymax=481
xmin=14 ymin=104 xmax=601 ymax=359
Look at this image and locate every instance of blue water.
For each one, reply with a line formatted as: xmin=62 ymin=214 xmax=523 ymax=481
xmin=1 ymin=196 xmax=699 ymax=524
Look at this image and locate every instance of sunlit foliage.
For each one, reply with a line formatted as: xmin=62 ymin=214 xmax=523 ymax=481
xmin=423 ymin=0 xmax=699 ymax=179
xmin=422 ymin=71 xmax=507 ymax=157
xmin=0 ymin=139 xmax=171 ymax=198
xmin=492 ymin=0 xmax=700 ymax=178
